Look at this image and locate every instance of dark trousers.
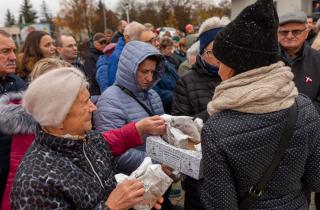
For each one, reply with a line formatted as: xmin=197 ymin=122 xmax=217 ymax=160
xmin=183 ymin=176 xmax=205 ymax=210
xmin=316 ymin=193 xmax=320 ymax=210
xmin=0 ymin=137 xmax=11 ymax=207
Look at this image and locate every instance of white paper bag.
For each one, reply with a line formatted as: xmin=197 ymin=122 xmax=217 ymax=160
xmin=115 ymin=157 xmax=173 ymax=210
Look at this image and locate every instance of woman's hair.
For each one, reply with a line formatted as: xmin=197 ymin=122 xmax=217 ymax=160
xmin=30 ymin=58 xmax=72 ymax=81
xmin=159 ymin=37 xmax=174 ymax=50
xmin=16 ymin=31 xmax=50 ymax=79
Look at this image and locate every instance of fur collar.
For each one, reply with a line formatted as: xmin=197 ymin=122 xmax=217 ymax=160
xmin=0 ymin=91 xmax=37 ymax=135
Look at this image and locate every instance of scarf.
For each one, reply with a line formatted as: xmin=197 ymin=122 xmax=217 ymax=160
xmin=207 ymin=61 xmax=298 ymax=115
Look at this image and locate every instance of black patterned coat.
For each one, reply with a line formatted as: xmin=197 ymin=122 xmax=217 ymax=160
xmin=11 ymin=130 xmax=116 ymax=210
xmin=201 ymin=95 xmax=320 ymax=210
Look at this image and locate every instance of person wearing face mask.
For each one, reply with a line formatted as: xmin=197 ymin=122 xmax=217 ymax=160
xmin=171 ymin=16 xmax=230 ymax=210
xmin=16 ymin=31 xmax=56 ymax=83
xmin=172 ymin=17 xmax=230 ymax=122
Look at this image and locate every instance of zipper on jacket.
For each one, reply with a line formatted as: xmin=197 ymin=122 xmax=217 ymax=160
xmin=82 ymin=142 xmax=105 ymax=189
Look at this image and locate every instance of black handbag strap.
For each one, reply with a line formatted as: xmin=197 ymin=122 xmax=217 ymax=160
xmin=116 ymin=84 xmax=154 ymax=116
xmin=239 ymin=102 xmax=297 ymax=210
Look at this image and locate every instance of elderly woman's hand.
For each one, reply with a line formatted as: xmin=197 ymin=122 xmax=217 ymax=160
xmin=135 ymin=115 xmax=166 ymax=136
xmin=105 ymin=179 xmax=144 ymax=210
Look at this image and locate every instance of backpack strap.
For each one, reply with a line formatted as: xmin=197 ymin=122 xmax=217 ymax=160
xmin=116 ymin=84 xmax=154 ymax=116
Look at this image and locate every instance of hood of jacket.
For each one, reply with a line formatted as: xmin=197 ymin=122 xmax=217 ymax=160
xmin=0 ymin=91 xmax=36 ymax=135
xmin=115 ymin=41 xmax=165 ymax=93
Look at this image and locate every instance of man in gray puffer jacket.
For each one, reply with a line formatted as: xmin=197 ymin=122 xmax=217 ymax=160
xmin=94 ymin=41 xmax=165 ymax=174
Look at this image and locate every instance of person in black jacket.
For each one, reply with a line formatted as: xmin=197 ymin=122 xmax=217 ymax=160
xmin=201 ymin=0 xmax=320 ymax=209
xmin=171 ymin=17 xmax=230 ymax=210
xmin=278 ymin=11 xmax=320 ymax=114
xmin=0 ymin=30 xmax=26 ymax=207
xmin=84 ymin=33 xmax=107 ymax=96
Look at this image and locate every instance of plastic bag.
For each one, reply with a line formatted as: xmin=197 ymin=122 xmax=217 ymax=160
xmin=115 ymin=157 xmax=173 ymax=210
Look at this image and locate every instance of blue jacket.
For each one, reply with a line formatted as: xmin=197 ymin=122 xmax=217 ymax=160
xmin=201 ymin=95 xmax=320 ymax=210
xmin=153 ymin=60 xmax=179 ymax=113
xmin=96 ymin=37 xmax=126 ymax=93
xmin=94 ymin=41 xmax=165 ymax=173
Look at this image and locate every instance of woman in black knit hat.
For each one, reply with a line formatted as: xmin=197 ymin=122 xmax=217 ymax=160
xmin=200 ymin=0 xmax=320 ymax=209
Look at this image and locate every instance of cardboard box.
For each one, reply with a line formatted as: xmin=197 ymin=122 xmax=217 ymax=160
xmin=146 ymin=136 xmax=202 ymax=180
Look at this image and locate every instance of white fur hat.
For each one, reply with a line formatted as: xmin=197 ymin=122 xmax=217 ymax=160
xmin=198 ymin=16 xmax=230 ymax=36
xmin=23 ymin=67 xmax=88 ymax=127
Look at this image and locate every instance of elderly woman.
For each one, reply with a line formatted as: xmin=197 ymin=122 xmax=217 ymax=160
xmin=201 ymin=0 xmax=320 ymax=209
xmin=10 ymin=67 xmax=164 ymax=210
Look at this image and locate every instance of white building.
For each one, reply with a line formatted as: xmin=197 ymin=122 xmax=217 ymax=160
xmin=231 ymin=0 xmax=313 ymax=19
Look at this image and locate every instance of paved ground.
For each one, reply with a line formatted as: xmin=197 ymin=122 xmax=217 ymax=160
xmin=170 ymin=182 xmax=317 ymax=210
xmin=169 ymin=182 xmax=184 ymax=208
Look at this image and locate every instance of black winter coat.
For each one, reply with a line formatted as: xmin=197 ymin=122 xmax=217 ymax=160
xmin=172 ymin=56 xmax=221 ymax=210
xmin=0 ymin=74 xmax=25 ymax=206
xmin=172 ymin=56 xmax=221 ymax=122
xmin=84 ymin=47 xmax=103 ymax=96
xmin=11 ymin=130 xmax=116 ymax=210
xmin=281 ymin=44 xmax=320 ymax=113
xmin=201 ymin=95 xmax=320 ymax=210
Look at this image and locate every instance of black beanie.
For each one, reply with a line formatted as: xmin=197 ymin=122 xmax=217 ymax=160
xmin=213 ymin=0 xmax=280 ymax=74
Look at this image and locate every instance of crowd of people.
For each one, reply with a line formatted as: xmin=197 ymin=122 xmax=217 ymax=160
xmin=1 ymin=0 xmax=320 ymax=209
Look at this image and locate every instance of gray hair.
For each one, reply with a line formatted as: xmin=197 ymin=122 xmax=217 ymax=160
xmin=124 ymin=21 xmax=146 ymax=41
xmin=187 ymin=41 xmax=200 ymax=57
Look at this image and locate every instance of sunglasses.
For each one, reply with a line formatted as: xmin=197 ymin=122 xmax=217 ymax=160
xmin=99 ymin=40 xmax=107 ymax=45
xmin=278 ymin=28 xmax=307 ymax=37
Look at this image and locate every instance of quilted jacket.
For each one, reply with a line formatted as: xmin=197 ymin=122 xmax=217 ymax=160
xmin=94 ymin=41 xmax=165 ymax=173
xmin=201 ymin=95 xmax=320 ymax=210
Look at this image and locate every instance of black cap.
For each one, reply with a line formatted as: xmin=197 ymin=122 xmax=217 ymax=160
xmin=213 ymin=0 xmax=280 ymax=74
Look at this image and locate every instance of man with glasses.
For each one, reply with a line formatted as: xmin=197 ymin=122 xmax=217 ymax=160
xmin=278 ymin=11 xmax=320 ymax=114
xmin=84 ymin=32 xmax=108 ymax=96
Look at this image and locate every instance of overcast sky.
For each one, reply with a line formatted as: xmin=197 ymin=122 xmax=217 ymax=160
xmin=0 ymin=0 xmax=226 ymax=27
xmin=0 ymin=0 xmax=119 ymax=27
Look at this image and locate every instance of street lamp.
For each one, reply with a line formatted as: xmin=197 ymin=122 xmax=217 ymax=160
xmin=121 ymin=0 xmax=130 ymax=23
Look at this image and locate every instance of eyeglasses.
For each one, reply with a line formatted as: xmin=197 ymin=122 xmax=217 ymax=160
xmin=278 ymin=28 xmax=307 ymax=37
xmin=99 ymin=40 xmax=107 ymax=45
xmin=204 ymin=49 xmax=214 ymax=57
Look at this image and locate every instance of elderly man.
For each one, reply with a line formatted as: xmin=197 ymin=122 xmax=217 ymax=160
xmin=112 ymin=20 xmax=128 ymax=43
xmin=0 ymin=30 xmax=26 ymax=206
xmin=278 ymin=11 xmax=320 ymax=112
xmin=96 ymin=22 xmax=156 ymax=92
xmin=84 ymin=32 xmax=107 ymax=96
xmin=56 ymin=33 xmax=85 ymax=72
